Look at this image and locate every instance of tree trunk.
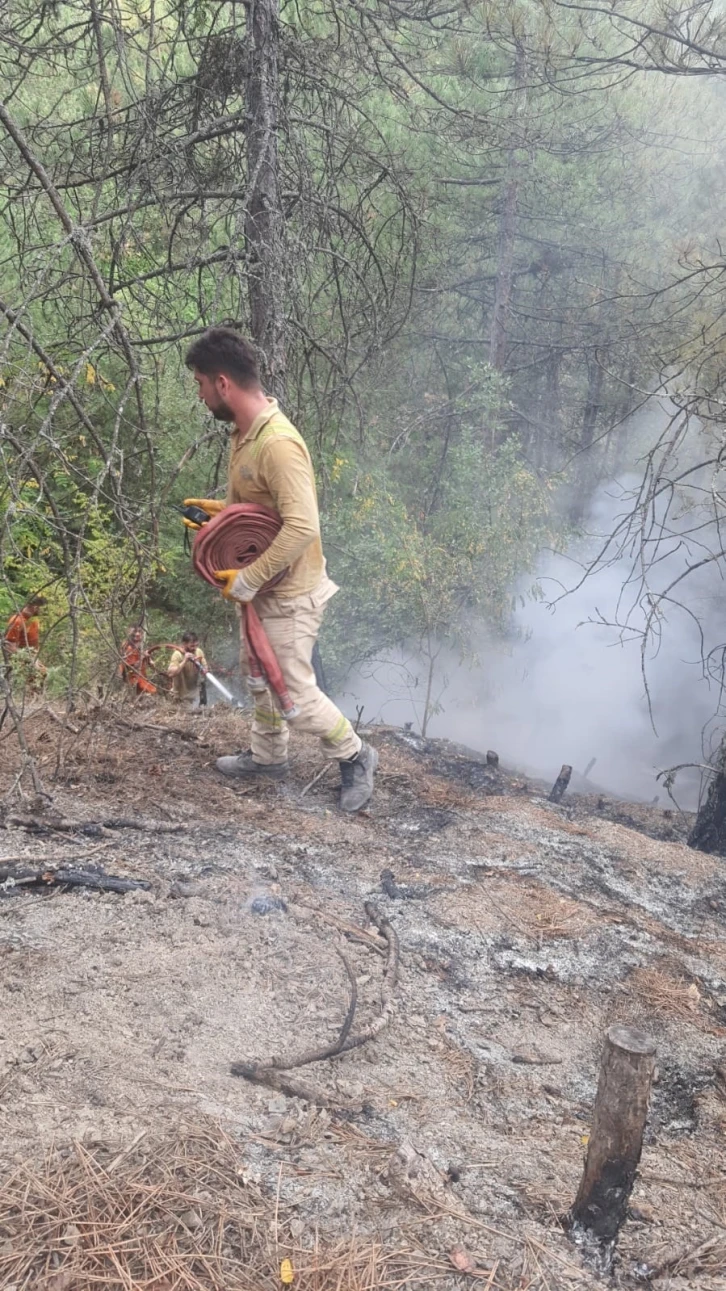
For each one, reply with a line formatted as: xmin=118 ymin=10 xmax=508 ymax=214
xmin=580 ymin=355 xmax=604 ymax=458
xmin=536 ymin=351 xmax=562 ymax=471
xmin=488 ymin=45 xmax=526 ymax=375
xmin=245 ymin=0 xmax=286 ymax=399
xmin=569 ymin=354 xmax=604 ymax=523
xmin=608 ymin=359 xmax=638 ymax=478
xmin=689 ymin=739 xmax=726 ymax=854
xmin=489 ymin=173 xmax=519 ymax=372
xmin=571 ymin=261 xmax=621 ymax=522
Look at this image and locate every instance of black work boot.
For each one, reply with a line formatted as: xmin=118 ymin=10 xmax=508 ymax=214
xmin=339 ymin=741 xmax=378 ymax=812
xmin=216 ymin=750 xmax=289 ymax=779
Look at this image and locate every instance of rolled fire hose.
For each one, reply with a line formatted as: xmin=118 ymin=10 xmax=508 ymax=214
xmin=191 ymin=503 xmax=298 ymax=719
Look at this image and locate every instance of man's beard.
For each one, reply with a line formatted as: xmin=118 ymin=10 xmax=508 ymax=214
xmin=210 ymin=397 xmax=235 ymax=422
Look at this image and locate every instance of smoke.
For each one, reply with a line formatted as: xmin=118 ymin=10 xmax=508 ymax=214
xmin=341 ymin=473 xmax=726 ymax=809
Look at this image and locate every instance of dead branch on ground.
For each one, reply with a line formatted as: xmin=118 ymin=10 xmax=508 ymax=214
xmin=288 ymin=901 xmax=388 ymax=953
xmin=0 ymin=865 xmax=151 ymax=896
xmin=7 ymin=814 xmax=183 ymax=835
xmin=231 ymin=903 xmax=399 ymax=1104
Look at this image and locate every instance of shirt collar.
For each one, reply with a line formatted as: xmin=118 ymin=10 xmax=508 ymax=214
xmin=235 ymin=397 xmax=279 ymax=445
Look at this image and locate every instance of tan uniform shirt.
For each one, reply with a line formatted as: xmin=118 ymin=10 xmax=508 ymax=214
xmin=169 ymin=646 xmax=207 ymax=698
xmin=226 ymin=399 xmax=335 ymax=600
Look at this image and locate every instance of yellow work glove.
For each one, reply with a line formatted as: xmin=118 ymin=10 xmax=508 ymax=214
xmin=181 ymin=497 xmax=226 ymax=531
xmin=214 ymin=569 xmax=257 ymax=603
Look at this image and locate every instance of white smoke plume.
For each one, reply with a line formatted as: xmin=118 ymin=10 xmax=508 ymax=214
xmin=341 ymin=475 xmax=726 ymax=809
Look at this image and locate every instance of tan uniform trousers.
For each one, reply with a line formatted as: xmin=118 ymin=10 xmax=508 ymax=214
xmin=172 ymin=668 xmax=200 ymax=704
xmin=238 ymin=586 xmax=361 ymax=766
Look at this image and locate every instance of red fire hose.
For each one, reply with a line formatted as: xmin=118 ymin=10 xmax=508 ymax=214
xmin=191 ymin=504 xmax=298 ymax=719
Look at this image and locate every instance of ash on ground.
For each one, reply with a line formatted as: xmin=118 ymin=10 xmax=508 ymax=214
xmin=1 ymin=704 xmax=725 ymax=1288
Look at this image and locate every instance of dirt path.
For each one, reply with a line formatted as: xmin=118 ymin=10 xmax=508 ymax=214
xmin=1 ymin=705 xmax=725 ymax=1287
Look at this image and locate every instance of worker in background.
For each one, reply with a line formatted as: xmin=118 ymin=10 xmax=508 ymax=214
xmin=3 ymin=596 xmax=48 ymax=687
xmin=167 ymin=631 xmax=208 ymax=707
xmin=119 ymin=625 xmax=156 ymax=695
xmin=182 ymin=326 xmax=377 ymax=812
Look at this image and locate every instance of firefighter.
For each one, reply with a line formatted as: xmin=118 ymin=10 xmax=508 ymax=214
xmin=3 ymin=596 xmax=47 ymax=688
xmin=119 ymin=625 xmax=156 ymax=695
xmin=167 ymin=631 xmax=208 ymax=707
xmin=183 ymin=327 xmax=377 ymax=812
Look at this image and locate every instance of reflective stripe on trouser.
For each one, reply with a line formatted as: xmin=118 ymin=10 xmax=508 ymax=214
xmin=237 ymin=592 xmax=361 ymax=766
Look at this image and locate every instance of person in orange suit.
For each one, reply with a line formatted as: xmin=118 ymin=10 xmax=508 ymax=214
xmin=119 ymin=625 xmax=157 ymax=695
xmin=3 ymin=597 xmax=48 ymax=688
xmin=3 ymin=596 xmax=46 ymax=654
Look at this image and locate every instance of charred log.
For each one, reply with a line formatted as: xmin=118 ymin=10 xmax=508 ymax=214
xmin=689 ymin=746 xmax=726 ymax=855
xmin=0 ymin=865 xmax=151 ymax=896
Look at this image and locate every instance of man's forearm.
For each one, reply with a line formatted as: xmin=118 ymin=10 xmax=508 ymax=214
xmin=243 ymin=519 xmax=319 ymax=589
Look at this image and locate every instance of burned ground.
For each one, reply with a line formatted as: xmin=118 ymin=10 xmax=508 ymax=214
xmin=1 ymin=702 xmax=725 ymax=1289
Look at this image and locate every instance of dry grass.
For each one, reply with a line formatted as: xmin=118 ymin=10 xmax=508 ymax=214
xmin=625 ymin=965 xmax=704 ymax=1020
xmin=0 ymin=1122 xmax=449 ymax=1291
xmin=435 ymin=878 xmax=593 ymax=943
xmin=482 ymin=797 xmax=591 ymax=838
xmin=417 ymin=775 xmax=479 ymax=811
xmin=584 ymin=817 xmax=718 ymax=881
xmin=642 ymin=1236 xmax=726 ymax=1281
xmin=368 ymin=742 xmax=479 ymax=811
xmin=518 ymin=889 xmax=592 ymax=940
xmin=437 ymin=1029 xmax=479 ymax=1103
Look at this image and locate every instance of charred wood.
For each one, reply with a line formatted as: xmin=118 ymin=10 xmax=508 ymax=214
xmin=548 ymin=765 xmax=572 ymax=803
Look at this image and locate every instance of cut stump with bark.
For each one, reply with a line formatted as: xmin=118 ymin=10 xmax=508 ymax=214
xmin=548 ymin=764 xmax=572 ymax=803
xmin=569 ymin=1025 xmax=656 ymax=1256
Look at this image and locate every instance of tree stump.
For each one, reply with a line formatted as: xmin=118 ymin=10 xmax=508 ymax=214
xmin=548 ymin=764 xmax=572 ymax=803
xmin=570 ymin=1025 xmax=656 ymax=1256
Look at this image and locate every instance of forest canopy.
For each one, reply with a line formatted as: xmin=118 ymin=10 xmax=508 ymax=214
xmin=2 ymin=0 xmax=726 ymax=707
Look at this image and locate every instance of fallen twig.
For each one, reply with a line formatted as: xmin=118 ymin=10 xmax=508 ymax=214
xmin=44 ymin=707 xmax=81 ymax=735
xmin=107 ymin=1128 xmax=149 ymax=1173
xmin=334 ymin=902 xmax=399 ymax=1054
xmin=635 ymin=1234 xmax=723 ymax=1285
xmin=108 ymin=711 xmax=208 ymax=742
xmin=0 ymin=865 xmax=151 ymax=896
xmin=638 ymin=1236 xmax=726 ymax=1282
xmin=228 ymin=1063 xmax=363 ymax=1110
xmin=103 ymin=816 xmax=184 ymax=833
xmin=288 ymin=901 xmax=387 ymax=953
xmin=232 ymin=903 xmax=399 ymax=1098
xmin=0 ymin=841 xmax=115 ymax=865
xmin=265 ymin=946 xmax=358 ymax=1071
xmin=7 ymin=814 xmax=183 ymax=835
xmin=300 ymin=763 xmax=332 ymax=797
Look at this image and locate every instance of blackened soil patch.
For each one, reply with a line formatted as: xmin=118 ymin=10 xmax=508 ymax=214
xmin=648 ymin=1059 xmax=713 ymax=1136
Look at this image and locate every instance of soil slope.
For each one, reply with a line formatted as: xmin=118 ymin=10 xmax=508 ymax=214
xmin=1 ymin=703 xmax=725 ymax=1288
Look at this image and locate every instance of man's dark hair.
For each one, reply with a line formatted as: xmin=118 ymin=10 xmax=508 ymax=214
xmin=181 ymin=631 xmax=197 ymax=644
xmin=25 ymin=596 xmax=47 ymax=611
xmin=185 ymin=328 xmax=261 ymax=389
